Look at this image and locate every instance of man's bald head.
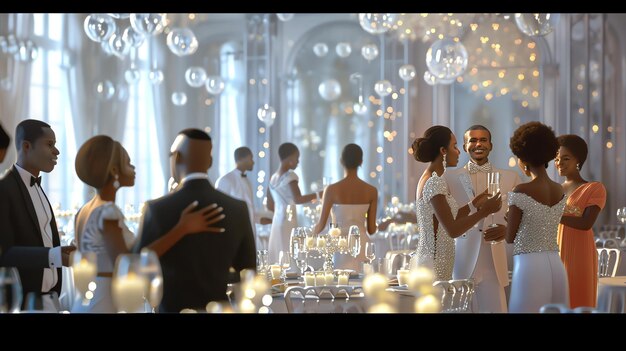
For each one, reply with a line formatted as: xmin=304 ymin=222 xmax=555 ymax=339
xmin=170 ymin=129 xmax=213 ymax=182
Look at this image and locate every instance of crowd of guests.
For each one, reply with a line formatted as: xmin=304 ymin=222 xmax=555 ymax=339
xmin=0 ymin=118 xmax=606 ymax=313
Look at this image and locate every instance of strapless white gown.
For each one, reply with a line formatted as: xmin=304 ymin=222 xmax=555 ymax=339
xmin=322 ymin=203 xmax=371 ymax=273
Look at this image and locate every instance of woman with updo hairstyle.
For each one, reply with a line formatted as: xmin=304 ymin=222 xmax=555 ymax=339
xmin=71 ymin=135 xmax=224 ymax=313
xmin=411 ymin=126 xmax=501 ymax=280
xmin=555 ymin=134 xmax=606 ymax=308
xmin=312 ymin=143 xmax=378 ymax=273
xmin=505 ymin=122 xmax=570 ymax=312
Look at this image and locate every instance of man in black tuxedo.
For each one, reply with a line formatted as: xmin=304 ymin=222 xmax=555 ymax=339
xmin=0 ymin=119 xmax=75 ymax=312
xmin=134 ymin=128 xmax=256 ymax=313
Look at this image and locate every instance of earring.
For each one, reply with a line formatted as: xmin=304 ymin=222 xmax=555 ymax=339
xmin=576 ymin=163 xmax=580 ymax=171
xmin=113 ymin=174 xmax=120 ymax=189
xmin=442 ymin=154 xmax=447 ymax=169
xmin=524 ymin=165 xmax=528 ymax=172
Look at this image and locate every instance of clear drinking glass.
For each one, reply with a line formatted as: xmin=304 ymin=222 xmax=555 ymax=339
xmin=617 ymin=207 xmax=626 ymax=224
xmin=0 ymin=267 xmax=22 ymax=313
xmin=112 ymin=254 xmax=148 ymax=313
xmin=365 ymin=242 xmax=376 ymax=264
xmin=348 ymin=225 xmax=361 ymax=258
xmin=70 ymin=250 xmax=97 ymax=306
xmin=139 ymin=248 xmax=163 ymax=313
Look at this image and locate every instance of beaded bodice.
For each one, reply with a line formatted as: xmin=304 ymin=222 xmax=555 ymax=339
xmin=415 ymin=172 xmax=458 ymax=281
xmin=508 ymin=192 xmax=566 ymax=256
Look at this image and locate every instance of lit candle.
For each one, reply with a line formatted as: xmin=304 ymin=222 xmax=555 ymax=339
xmin=324 ymin=272 xmax=335 ymax=286
xmin=337 ymin=271 xmax=350 ymax=285
xmin=329 ymin=227 xmax=341 ymax=238
xmin=315 ymin=272 xmax=326 ymax=286
xmin=304 ymin=272 xmax=316 ymax=286
xmin=396 ymin=269 xmax=410 ymax=286
xmin=391 ymin=196 xmax=400 ymax=206
xmin=305 ymin=236 xmax=316 ymax=249
xmin=369 ymin=302 xmax=396 ymax=313
xmin=363 ymin=273 xmax=388 ymax=297
xmin=269 ymin=265 xmax=282 ymax=280
xmin=72 ymin=257 xmax=97 ymax=296
xmin=112 ymin=272 xmax=148 ymax=313
xmin=316 ymin=236 xmax=326 ymax=248
xmin=407 ymin=267 xmax=435 ymax=293
xmin=414 ymin=294 xmax=440 ymax=313
xmin=337 ymin=237 xmax=348 ymax=248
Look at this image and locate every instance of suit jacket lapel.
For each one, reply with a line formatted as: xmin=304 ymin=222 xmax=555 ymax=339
xmin=10 ymin=166 xmax=43 ymax=241
xmin=40 ymin=188 xmax=60 ymax=246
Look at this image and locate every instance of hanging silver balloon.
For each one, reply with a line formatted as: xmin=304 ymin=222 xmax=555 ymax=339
xmin=276 ymin=14 xmax=294 ymax=22
xmin=205 ymin=76 xmax=225 ymax=95
xmin=313 ymin=42 xmax=329 ymax=57
xmin=514 ymin=13 xmax=560 ymax=37
xmin=108 ymin=31 xmax=131 ymax=59
xmin=166 ymin=28 xmax=199 ymax=57
xmin=398 ymin=64 xmax=416 ymax=81
xmin=358 ymin=13 xmax=398 ymax=35
xmin=129 ymin=13 xmax=166 ymax=37
xmin=95 ymin=80 xmax=115 ymax=101
xmin=425 ymin=37 xmax=468 ymax=81
xmin=318 ymin=79 xmax=342 ymax=101
xmin=257 ymin=104 xmax=276 ymax=127
xmin=148 ymin=69 xmax=164 ymax=85
xmin=361 ymin=44 xmax=379 ymax=62
xmin=374 ymin=79 xmax=392 ymax=97
xmin=122 ymin=26 xmax=146 ymax=49
xmin=17 ymin=40 xmax=39 ymax=62
xmin=84 ymin=14 xmax=116 ymax=43
xmin=350 ymin=73 xmax=368 ymax=115
xmin=335 ymin=42 xmax=352 ymax=58
xmin=185 ymin=67 xmax=207 ymax=88
xmin=171 ymin=92 xmax=188 ymax=106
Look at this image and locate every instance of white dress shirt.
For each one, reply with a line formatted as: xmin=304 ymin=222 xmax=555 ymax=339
xmin=14 ymin=164 xmax=62 ymax=293
xmin=216 ymin=168 xmax=256 ymax=235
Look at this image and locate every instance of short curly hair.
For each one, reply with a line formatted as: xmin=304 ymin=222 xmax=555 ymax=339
xmin=557 ymin=134 xmax=588 ymax=169
xmin=509 ymin=121 xmax=558 ymax=168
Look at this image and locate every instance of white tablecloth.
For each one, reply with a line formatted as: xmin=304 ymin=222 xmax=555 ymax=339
xmin=597 ymin=276 xmax=626 ymax=313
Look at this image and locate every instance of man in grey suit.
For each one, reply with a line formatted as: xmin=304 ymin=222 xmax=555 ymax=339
xmin=134 ymin=128 xmax=256 ymax=313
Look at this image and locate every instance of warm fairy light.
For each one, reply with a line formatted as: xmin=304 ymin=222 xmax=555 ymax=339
xmin=259 ymin=127 xmax=265 ymax=133
xmin=606 ymin=141 xmax=613 ymax=149
xmin=386 ymin=157 xmax=394 ymax=164
xmin=592 ymin=124 xmax=599 ymax=133
xmin=376 ymin=165 xmax=383 ymax=172
xmin=608 ymin=126 xmax=614 ymax=132
xmin=249 ymin=79 xmax=256 ymax=85
xmin=577 ymin=84 xmax=584 ymax=91
xmin=391 ymin=93 xmax=398 ymax=100
xmin=377 ymin=147 xmax=383 ymax=153
xmin=508 ymin=157 xmax=516 ymax=167
xmin=579 ymin=108 xmax=585 ymax=114
xmin=408 ymin=148 xmax=414 ymax=154
xmin=258 ymin=151 xmax=265 ymax=158
xmin=370 ymin=172 xmax=377 ymax=178
xmin=263 ymin=142 xmax=269 ymax=148
xmin=513 ymin=116 xmax=521 ymax=124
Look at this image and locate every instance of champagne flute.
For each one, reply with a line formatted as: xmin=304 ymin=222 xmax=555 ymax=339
xmin=487 ymin=172 xmax=501 ymax=227
xmin=348 ymin=225 xmax=361 ymax=257
xmin=278 ymin=250 xmax=290 ymax=281
xmin=139 ymin=248 xmax=163 ymax=313
xmin=365 ymin=242 xmax=376 ymax=264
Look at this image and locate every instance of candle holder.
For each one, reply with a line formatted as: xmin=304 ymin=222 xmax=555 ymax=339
xmin=320 ymin=223 xmax=351 ymax=271
xmin=71 ymin=251 xmax=97 ymax=306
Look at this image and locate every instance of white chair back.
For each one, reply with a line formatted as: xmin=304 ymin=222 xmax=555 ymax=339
xmin=597 ymin=248 xmax=621 ymax=277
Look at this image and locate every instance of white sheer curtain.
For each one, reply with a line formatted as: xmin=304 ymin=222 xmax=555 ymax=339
xmin=0 ymin=14 xmax=34 ymax=173
xmin=217 ymin=41 xmax=245 ymax=179
xmin=63 ymin=14 xmax=129 ymax=204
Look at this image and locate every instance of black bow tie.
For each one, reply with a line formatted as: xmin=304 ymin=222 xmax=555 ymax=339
xmin=241 ymin=173 xmax=247 ymax=178
xmin=30 ymin=176 xmax=42 ymax=187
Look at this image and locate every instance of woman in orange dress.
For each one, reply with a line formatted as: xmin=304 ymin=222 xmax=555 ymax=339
xmin=555 ymin=134 xmax=606 ymax=308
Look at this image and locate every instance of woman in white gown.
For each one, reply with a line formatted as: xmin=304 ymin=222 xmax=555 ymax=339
xmin=506 ymin=122 xmax=569 ymax=313
xmin=412 ymin=126 xmax=501 ymax=281
xmin=313 ymin=144 xmax=378 ymax=272
xmin=267 ymin=142 xmax=321 ymax=264
xmin=71 ymin=135 xmax=225 ymax=313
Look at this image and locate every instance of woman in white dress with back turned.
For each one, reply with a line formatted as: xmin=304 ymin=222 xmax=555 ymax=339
xmin=71 ymin=135 xmax=224 ymax=313
xmin=506 ymin=122 xmax=569 ymax=313
xmin=313 ymin=144 xmax=378 ymax=272
xmin=267 ymin=143 xmax=322 ymax=264
xmin=412 ymin=126 xmax=501 ymax=281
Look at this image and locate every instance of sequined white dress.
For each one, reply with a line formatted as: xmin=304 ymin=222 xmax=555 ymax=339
xmin=414 ymin=172 xmax=458 ymax=281
xmin=507 ymin=192 xmax=569 ymax=313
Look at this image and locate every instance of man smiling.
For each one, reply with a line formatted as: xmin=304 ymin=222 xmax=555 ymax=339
xmin=444 ymin=125 xmax=521 ymax=313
